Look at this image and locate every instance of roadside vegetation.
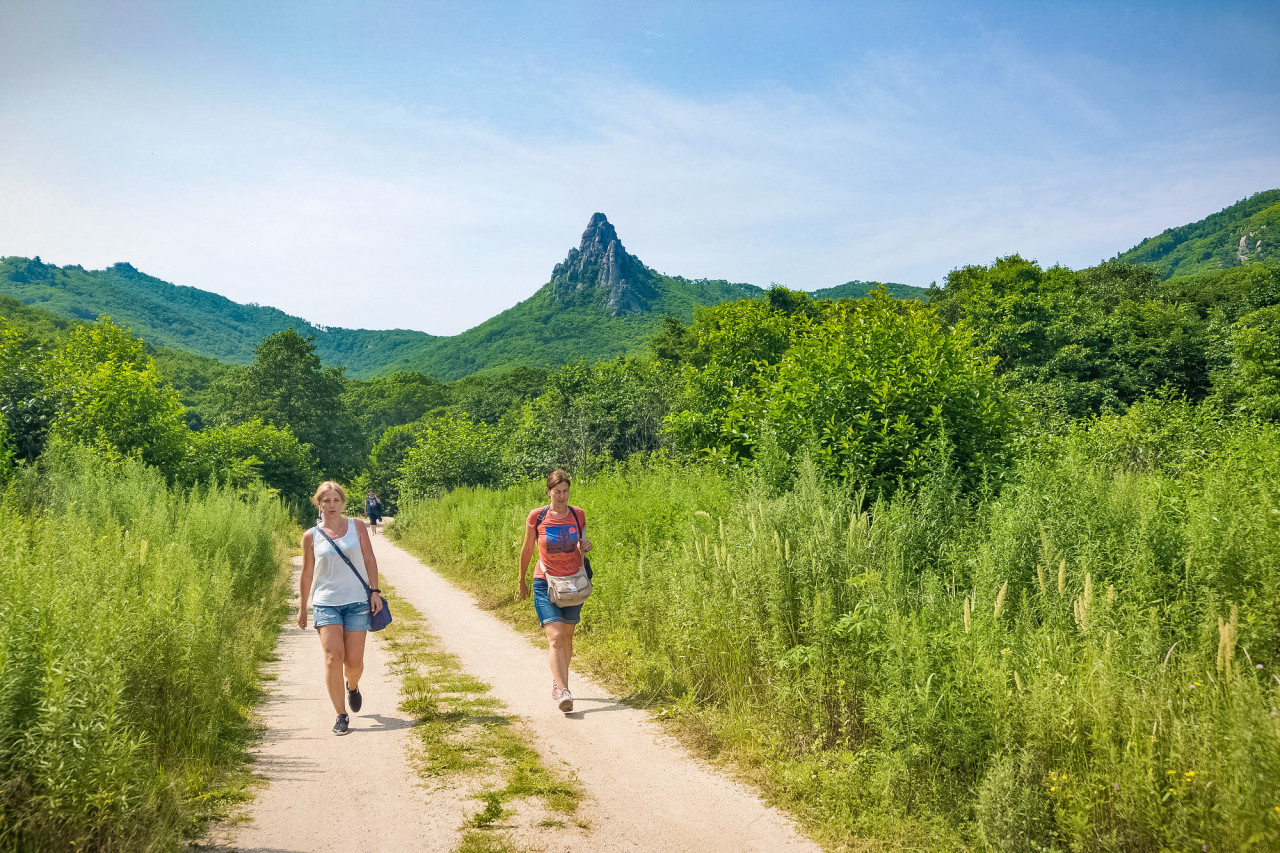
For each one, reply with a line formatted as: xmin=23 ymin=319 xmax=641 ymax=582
xmin=3 ymin=228 xmax=1280 ymax=849
xmin=394 ymin=402 xmax=1280 ymax=849
xmin=389 ymin=260 xmax=1280 ymax=849
xmin=0 ymin=444 xmax=294 ymax=850
xmin=0 ymin=310 xmax=298 ymax=850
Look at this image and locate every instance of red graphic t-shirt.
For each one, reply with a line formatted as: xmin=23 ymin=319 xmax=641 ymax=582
xmin=527 ymin=505 xmax=585 ymax=579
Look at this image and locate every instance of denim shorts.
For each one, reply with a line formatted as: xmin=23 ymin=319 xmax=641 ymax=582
xmin=532 ymin=578 xmax=582 ymax=626
xmin=313 ymin=600 xmax=371 ymax=631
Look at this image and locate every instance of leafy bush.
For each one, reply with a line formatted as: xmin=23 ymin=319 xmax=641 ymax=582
xmin=744 ymin=292 xmax=1017 ymax=493
xmin=398 ymin=414 xmax=506 ymax=499
xmin=1214 ymin=304 xmax=1280 ymax=420
xmin=0 ymin=411 xmax=13 ymax=486
xmin=186 ymin=418 xmax=319 ymax=502
xmin=0 ymin=320 xmax=56 ymax=462
xmin=46 ymin=319 xmax=189 ymax=475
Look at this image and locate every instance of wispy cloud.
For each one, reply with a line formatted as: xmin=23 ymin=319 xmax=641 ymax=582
xmin=2 ymin=7 xmax=1278 ymax=335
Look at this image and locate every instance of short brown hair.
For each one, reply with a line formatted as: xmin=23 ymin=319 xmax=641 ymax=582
xmin=312 ymin=480 xmax=347 ymax=507
xmin=545 ymin=469 xmax=570 ymax=490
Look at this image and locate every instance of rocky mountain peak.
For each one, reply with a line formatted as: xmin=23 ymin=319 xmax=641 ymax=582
xmin=550 ymin=213 xmax=657 ymax=315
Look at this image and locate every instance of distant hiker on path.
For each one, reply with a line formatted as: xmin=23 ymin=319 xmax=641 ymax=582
xmin=365 ymin=490 xmax=383 ymax=534
xmin=518 ymin=469 xmax=593 ymax=713
xmin=300 ymin=481 xmax=385 ymax=735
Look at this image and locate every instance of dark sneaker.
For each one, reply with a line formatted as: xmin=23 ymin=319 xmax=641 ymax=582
xmin=346 ymin=682 xmax=362 ymax=713
xmin=333 ymin=713 xmax=349 ymax=735
xmin=558 ymin=688 xmax=574 ymax=713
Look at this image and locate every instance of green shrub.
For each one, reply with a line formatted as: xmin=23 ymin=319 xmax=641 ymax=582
xmin=187 ymin=417 xmax=319 ymax=503
xmin=46 ymin=319 xmax=189 ymax=475
xmin=398 ymin=414 xmax=506 ymax=499
xmin=746 ymin=292 xmax=1017 ymax=493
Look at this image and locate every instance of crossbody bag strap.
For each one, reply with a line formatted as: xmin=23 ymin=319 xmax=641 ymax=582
xmin=314 ymin=524 xmax=372 ymax=596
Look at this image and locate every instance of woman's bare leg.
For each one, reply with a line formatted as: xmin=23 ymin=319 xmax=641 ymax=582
xmin=545 ymin=622 xmax=575 ymax=690
xmin=343 ymin=629 xmax=367 ymax=693
xmin=317 ymin=625 xmax=348 ymax=714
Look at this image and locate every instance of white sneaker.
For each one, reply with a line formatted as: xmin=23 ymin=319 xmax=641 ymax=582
xmin=558 ymin=688 xmax=573 ymax=713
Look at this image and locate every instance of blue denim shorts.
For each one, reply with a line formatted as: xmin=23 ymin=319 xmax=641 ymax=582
xmin=532 ymin=578 xmax=582 ymax=626
xmin=313 ymin=600 xmax=371 ymax=631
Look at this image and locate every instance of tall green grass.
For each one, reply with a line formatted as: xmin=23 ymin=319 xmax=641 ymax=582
xmin=0 ymin=442 xmax=295 ymax=851
xmin=394 ymin=403 xmax=1280 ymax=850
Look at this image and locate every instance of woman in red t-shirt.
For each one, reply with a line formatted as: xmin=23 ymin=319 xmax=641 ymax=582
xmin=518 ymin=468 xmax=593 ymax=712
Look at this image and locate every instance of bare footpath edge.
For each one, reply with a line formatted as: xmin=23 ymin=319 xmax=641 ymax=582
xmin=369 ymin=534 xmax=821 ymax=853
xmin=197 ymin=557 xmax=469 ymax=853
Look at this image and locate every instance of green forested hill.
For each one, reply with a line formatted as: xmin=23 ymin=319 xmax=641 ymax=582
xmin=0 ymin=256 xmax=444 ymax=377
xmin=0 ymin=214 xmax=914 ymax=380
xmin=1115 ymin=188 xmax=1280 ymax=278
xmin=813 ymin=279 xmax=928 ymax=300
xmin=0 ymin=256 xmax=763 ymax=380
xmin=418 ymin=272 xmax=759 ymax=379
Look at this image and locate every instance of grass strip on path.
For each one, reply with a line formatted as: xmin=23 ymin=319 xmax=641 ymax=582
xmin=376 ymin=585 xmax=584 ymax=853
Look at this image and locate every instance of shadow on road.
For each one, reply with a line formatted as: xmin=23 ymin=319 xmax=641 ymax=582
xmin=353 ymin=712 xmax=416 ymax=732
xmin=564 ymin=697 xmax=633 ymax=719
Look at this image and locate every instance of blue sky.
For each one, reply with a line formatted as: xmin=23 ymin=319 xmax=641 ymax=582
xmin=2 ymin=1 xmax=1278 ymax=335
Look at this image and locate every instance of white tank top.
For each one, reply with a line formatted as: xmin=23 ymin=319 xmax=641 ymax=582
xmin=310 ymin=518 xmax=370 ymax=606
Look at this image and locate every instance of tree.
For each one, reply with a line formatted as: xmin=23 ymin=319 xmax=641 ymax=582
xmin=662 ymin=295 xmax=799 ymax=459
xmin=341 ymin=371 xmax=448 ymax=443
xmin=447 ymin=366 xmax=549 ymax=425
xmin=47 ymin=319 xmax=189 ymax=474
xmin=733 ymin=292 xmax=1016 ymax=494
xmin=1212 ymin=305 xmax=1280 ymax=420
xmin=0 ymin=321 xmax=56 ymax=461
xmin=505 ymin=357 xmax=674 ymax=477
xmin=364 ymin=423 xmax=421 ymax=512
xmin=212 ymin=329 xmax=359 ymax=476
xmin=397 ymin=415 xmax=505 ymax=499
xmin=187 ymin=419 xmax=318 ymax=502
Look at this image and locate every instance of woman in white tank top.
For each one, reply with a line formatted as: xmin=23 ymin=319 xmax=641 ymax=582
xmin=299 ymin=480 xmax=385 ymax=735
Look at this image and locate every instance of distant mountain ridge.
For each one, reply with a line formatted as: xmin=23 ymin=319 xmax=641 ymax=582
xmin=0 ymin=213 xmax=923 ymax=379
xmin=1115 ymin=189 xmax=1279 ymax=278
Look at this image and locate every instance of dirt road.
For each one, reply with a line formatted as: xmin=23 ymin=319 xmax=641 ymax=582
xmin=212 ymin=534 xmax=820 ymax=853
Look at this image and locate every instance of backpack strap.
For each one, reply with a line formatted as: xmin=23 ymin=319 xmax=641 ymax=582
xmin=536 ymin=505 xmax=583 ymax=537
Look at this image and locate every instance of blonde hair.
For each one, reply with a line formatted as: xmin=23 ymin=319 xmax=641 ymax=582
xmin=312 ymin=480 xmax=347 ymax=507
xmin=545 ymin=469 xmax=570 ymax=490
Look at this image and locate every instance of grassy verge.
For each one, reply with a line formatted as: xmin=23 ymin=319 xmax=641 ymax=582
xmin=391 ymin=402 xmax=1280 ymax=851
xmin=0 ymin=443 xmax=296 ymax=851
xmin=376 ymin=586 xmax=583 ymax=853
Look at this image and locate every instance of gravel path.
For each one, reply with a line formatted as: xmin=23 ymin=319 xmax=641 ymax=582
xmin=212 ymin=534 xmax=820 ymax=853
